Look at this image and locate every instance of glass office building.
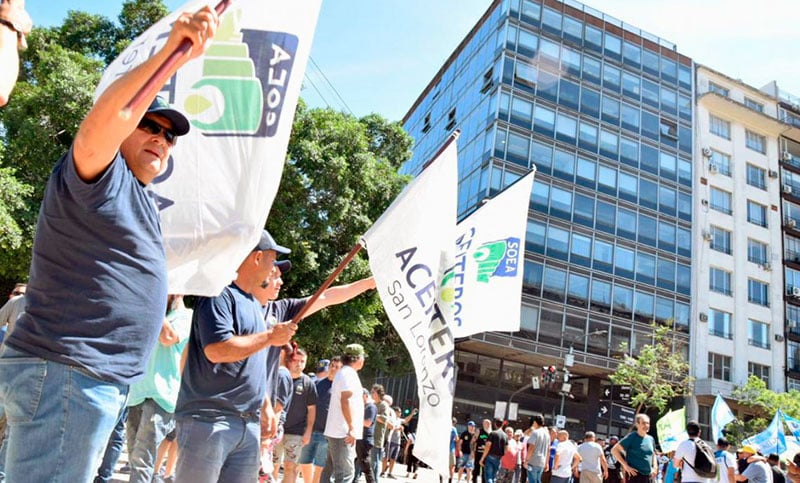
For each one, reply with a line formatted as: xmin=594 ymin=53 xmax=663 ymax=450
xmin=401 ymin=0 xmax=693 ymax=435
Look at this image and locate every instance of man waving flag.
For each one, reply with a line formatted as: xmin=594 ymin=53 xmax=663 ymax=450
xmin=96 ymin=0 xmax=321 ymax=296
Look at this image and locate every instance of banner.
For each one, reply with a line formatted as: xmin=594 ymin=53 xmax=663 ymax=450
xmin=441 ymin=169 xmax=535 ymax=338
xmin=363 ymin=140 xmax=458 ymax=477
xmin=711 ymin=394 xmax=736 ymax=442
xmin=742 ymin=410 xmax=786 ymax=455
xmin=96 ymin=0 xmax=321 ymax=295
xmin=656 ymin=407 xmax=687 ymax=453
xmin=782 ymin=412 xmax=800 ymax=443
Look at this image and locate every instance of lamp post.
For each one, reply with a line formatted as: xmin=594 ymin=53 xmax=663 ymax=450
xmin=557 ymin=330 xmax=609 ymax=420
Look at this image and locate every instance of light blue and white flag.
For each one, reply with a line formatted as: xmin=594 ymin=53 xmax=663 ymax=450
xmin=742 ymin=410 xmax=786 ymax=455
xmin=96 ymin=0 xmax=322 ymax=295
xmin=711 ymin=394 xmax=736 ymax=442
xmin=783 ymin=412 xmax=800 ymax=443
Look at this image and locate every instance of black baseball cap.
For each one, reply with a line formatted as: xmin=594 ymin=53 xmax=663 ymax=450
xmin=145 ymin=96 xmax=190 ymax=136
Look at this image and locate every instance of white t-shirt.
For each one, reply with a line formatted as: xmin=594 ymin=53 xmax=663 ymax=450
xmin=577 ymin=441 xmax=604 ymax=473
xmin=674 ymin=438 xmax=712 ymax=483
xmin=324 ymin=365 xmax=364 ymax=439
xmin=715 ymin=450 xmax=736 ymax=483
xmin=553 ymin=440 xmax=578 ymax=478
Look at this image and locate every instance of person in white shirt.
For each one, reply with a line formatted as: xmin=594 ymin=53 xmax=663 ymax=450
xmin=715 ymin=438 xmax=736 ymax=483
xmin=552 ymin=430 xmax=581 ymax=483
xmin=674 ymin=420 xmax=712 ymax=483
xmin=321 ymin=343 xmax=366 ymax=483
xmin=577 ymin=431 xmax=608 ymax=483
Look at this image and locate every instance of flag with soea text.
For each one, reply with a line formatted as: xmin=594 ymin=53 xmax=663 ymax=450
xmin=442 ymin=168 xmax=535 ymax=338
xmin=362 ymin=139 xmax=458 ymax=478
xmin=95 ymin=0 xmax=321 ymax=296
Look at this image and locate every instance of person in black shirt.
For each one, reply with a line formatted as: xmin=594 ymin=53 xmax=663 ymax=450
xmin=480 ymin=419 xmax=508 ymax=483
xmin=473 ymin=419 xmax=492 ymax=483
xmin=768 ymin=453 xmax=787 ymax=483
xmin=457 ymin=421 xmax=477 ymax=482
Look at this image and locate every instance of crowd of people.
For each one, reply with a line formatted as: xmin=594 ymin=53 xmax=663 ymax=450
xmin=447 ymin=414 xmax=800 ymax=483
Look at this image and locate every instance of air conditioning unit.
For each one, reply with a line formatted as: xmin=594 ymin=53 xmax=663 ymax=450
xmin=784 ymin=184 xmax=793 ymax=194
xmin=789 ymin=219 xmax=798 ymax=228
xmin=775 ymin=334 xmax=785 ymax=343
xmin=702 ymin=230 xmax=713 ymax=241
xmin=769 ymin=170 xmax=779 ymax=179
xmin=783 ymin=151 xmax=793 ymax=161
xmin=699 ymin=312 xmax=709 ymax=322
xmin=762 ymin=262 xmax=772 ymax=271
xmin=702 ymin=147 xmax=713 ymax=158
xmin=709 ymin=163 xmax=719 ymax=174
xmin=793 ymin=286 xmax=800 ymax=297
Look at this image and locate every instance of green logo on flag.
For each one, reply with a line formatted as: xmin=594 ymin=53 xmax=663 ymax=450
xmin=473 ymin=238 xmax=520 ymax=283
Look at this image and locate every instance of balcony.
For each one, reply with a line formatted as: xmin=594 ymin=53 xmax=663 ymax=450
xmin=709 ymin=329 xmax=733 ymax=339
xmin=748 ymin=338 xmax=771 ymax=350
xmin=694 ymin=378 xmax=733 ymax=396
xmin=699 ymin=92 xmax=787 ymax=137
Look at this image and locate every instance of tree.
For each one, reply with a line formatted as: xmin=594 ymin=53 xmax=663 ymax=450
xmin=609 ymin=324 xmax=694 ymax=414
xmin=721 ymin=375 xmax=800 ymax=446
xmin=267 ymin=101 xmax=413 ymax=376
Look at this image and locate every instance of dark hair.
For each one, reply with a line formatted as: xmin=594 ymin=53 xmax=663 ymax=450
xmin=532 ymin=415 xmax=545 ymax=427
xmin=717 ymin=437 xmax=729 ymax=447
xmin=686 ymin=420 xmax=701 ymax=437
xmin=767 ymin=453 xmax=780 ymax=463
xmin=331 ymin=356 xmax=342 ymax=363
xmin=493 ymin=418 xmax=504 ymax=429
xmin=342 ymin=354 xmax=361 ymax=365
xmin=294 ymin=347 xmax=307 ymax=357
xmin=372 ymin=384 xmax=385 ymax=398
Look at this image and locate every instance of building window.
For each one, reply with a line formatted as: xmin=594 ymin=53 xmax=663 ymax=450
xmin=708 ymin=352 xmax=732 ymax=381
xmin=709 ymin=82 xmax=729 ymax=97
xmin=748 ymin=362 xmax=770 ymax=388
xmin=710 ymin=115 xmax=731 ymax=139
xmin=710 ymin=150 xmax=731 ymax=176
xmin=788 ymin=305 xmax=800 ymax=337
xmin=747 ymin=239 xmax=768 ymax=265
xmin=446 ymin=108 xmax=457 ymax=130
xmin=747 ymin=200 xmax=767 ymax=227
xmin=747 ymin=320 xmax=770 ymax=349
xmin=746 ymin=164 xmax=767 ymax=190
xmin=710 ymin=187 xmax=732 ymax=214
xmin=745 ymin=98 xmax=764 ymax=113
xmin=710 ymin=226 xmax=731 ymax=254
xmin=745 ymin=130 xmax=766 ymax=154
xmin=708 ymin=309 xmax=732 ymax=339
xmin=710 ymin=267 xmax=732 ymax=296
xmin=790 ymin=341 xmax=800 ymax=372
xmin=748 ymin=279 xmax=769 ymax=306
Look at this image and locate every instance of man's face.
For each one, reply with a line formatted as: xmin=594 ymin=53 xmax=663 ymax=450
xmin=289 ymin=354 xmax=307 ymax=375
xmin=250 ymin=251 xmax=279 ymax=304
xmin=120 ymin=114 xmax=176 ymax=185
xmin=353 ymin=355 xmax=365 ymax=371
xmin=328 ymin=360 xmax=342 ymax=380
xmin=9 ymin=286 xmax=24 ymax=299
xmin=371 ymin=389 xmax=381 ymax=403
xmin=467 ymin=425 xmax=474 ymax=433
xmin=636 ymin=417 xmax=651 ymax=432
xmin=482 ymin=420 xmax=491 ymax=432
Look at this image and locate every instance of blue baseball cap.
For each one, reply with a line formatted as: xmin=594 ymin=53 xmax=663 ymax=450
xmin=146 ymin=96 xmax=190 ymax=136
xmin=253 ymin=230 xmax=290 ymax=254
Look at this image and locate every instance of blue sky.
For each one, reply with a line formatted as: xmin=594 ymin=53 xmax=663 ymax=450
xmin=29 ymin=0 xmax=800 ymax=121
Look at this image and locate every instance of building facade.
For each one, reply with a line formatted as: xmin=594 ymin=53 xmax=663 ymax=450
xmin=690 ymin=67 xmax=787 ymax=425
xmin=402 ymin=0 xmax=694 ymax=436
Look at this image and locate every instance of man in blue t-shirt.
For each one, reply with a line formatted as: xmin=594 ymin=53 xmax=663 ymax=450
xmin=0 ymin=9 xmax=218 ymax=482
xmin=175 ymin=230 xmax=298 ymax=482
xmin=612 ymin=414 xmax=658 ymax=483
xmin=299 ymin=356 xmax=342 ymax=483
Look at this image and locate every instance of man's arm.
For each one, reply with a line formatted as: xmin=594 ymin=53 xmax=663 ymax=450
xmin=341 ymin=390 xmax=356 ymax=445
xmin=158 ymin=318 xmax=180 ymax=346
xmin=600 ymin=450 xmax=609 ymax=477
xmin=302 ymin=277 xmax=376 ymax=318
xmin=611 ymin=442 xmax=637 ymax=476
xmin=481 ymin=441 xmax=492 ymax=466
xmin=303 ymin=405 xmax=316 ymax=445
xmin=203 ymin=322 xmax=296 ymax=363
xmin=72 ymin=7 xmax=218 ymax=182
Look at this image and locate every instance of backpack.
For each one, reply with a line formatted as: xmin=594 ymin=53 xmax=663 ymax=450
xmin=683 ymin=439 xmax=717 ymax=478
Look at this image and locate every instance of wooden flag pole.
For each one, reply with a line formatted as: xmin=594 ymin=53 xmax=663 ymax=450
xmin=289 ymin=240 xmax=365 ymax=325
xmin=119 ymin=0 xmax=234 ymax=119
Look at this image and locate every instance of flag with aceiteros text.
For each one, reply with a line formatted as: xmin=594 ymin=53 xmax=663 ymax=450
xmin=362 ymin=139 xmax=458 ymax=478
xmin=95 ymin=0 xmax=321 ymax=296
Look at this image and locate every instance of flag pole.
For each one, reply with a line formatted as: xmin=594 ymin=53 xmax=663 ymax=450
xmin=119 ymin=0 xmax=234 ymax=119
xmin=288 ymin=241 xmax=365 ymax=325
xmin=420 ymin=130 xmax=460 ymax=171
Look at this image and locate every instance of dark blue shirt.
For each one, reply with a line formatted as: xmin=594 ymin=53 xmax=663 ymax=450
xmin=313 ymin=377 xmax=333 ymax=433
xmin=274 ymin=366 xmax=293 ymax=425
xmin=363 ymin=402 xmax=377 ymax=445
xmin=176 ymin=284 xmax=266 ymax=416
xmin=263 ymin=298 xmax=307 ymax=401
xmin=7 ymin=148 xmax=167 ymax=384
xmin=284 ymin=374 xmax=318 ymax=436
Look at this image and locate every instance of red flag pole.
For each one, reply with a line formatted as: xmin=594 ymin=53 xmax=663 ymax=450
xmin=119 ymin=0 xmax=234 ymax=120
xmin=289 ymin=240 xmax=365 ymax=325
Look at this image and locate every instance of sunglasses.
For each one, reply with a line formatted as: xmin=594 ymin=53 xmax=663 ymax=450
xmin=0 ymin=18 xmax=27 ymax=51
xmin=137 ymin=117 xmax=177 ymax=146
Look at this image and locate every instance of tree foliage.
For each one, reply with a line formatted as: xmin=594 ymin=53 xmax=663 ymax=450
xmin=721 ymin=375 xmax=800 ymax=446
xmin=609 ymin=324 xmax=694 ymax=414
xmin=268 ymin=101 xmax=413 ymax=376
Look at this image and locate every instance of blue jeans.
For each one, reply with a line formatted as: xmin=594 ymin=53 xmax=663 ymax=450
xmin=370 ymin=446 xmax=383 ymax=480
xmin=298 ymin=431 xmax=328 ymax=466
xmin=126 ymin=399 xmax=174 ymax=483
xmin=320 ymin=436 xmax=356 ymax=483
xmin=0 ymin=345 xmax=128 ymax=483
xmin=527 ymin=465 xmax=545 ymax=483
xmin=95 ymin=406 xmax=130 ymax=483
xmin=175 ymin=413 xmax=260 ymax=483
xmin=485 ymin=454 xmax=501 ymax=483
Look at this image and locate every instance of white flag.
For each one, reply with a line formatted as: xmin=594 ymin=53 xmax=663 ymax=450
xmin=95 ymin=0 xmax=321 ymax=295
xmin=711 ymin=394 xmax=735 ymax=442
xmin=442 ymin=169 xmax=535 ymax=338
xmin=363 ymin=140 xmax=458 ymax=477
